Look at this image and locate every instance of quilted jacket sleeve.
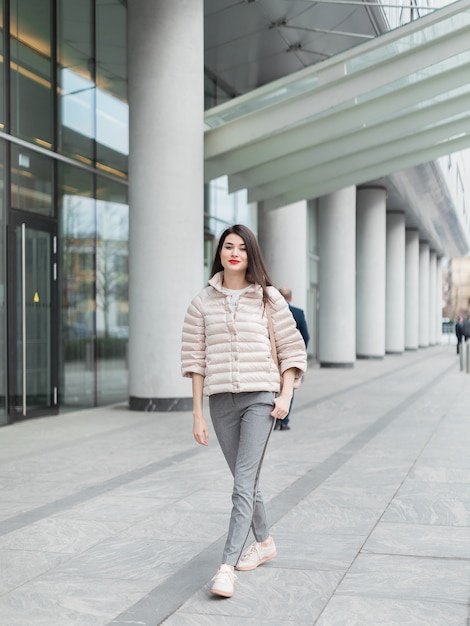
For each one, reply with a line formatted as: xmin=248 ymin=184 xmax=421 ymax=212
xmin=181 ymin=294 xmax=206 ymax=378
xmin=268 ymin=288 xmax=307 ymax=382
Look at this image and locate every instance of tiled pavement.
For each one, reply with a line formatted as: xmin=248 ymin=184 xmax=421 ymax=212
xmin=0 ymin=342 xmax=469 ymax=625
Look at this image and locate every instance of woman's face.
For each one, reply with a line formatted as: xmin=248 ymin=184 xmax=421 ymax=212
xmin=220 ymin=233 xmax=248 ymax=275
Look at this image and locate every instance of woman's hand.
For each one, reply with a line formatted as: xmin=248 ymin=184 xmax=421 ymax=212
xmin=191 ymin=373 xmax=208 ymax=445
xmin=270 ymin=367 xmax=296 ymax=419
xmin=193 ymin=413 xmax=209 ymax=446
xmin=270 ymin=394 xmax=291 ymax=420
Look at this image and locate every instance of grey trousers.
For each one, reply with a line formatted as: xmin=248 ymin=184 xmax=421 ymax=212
xmin=209 ymin=391 xmax=275 ymax=566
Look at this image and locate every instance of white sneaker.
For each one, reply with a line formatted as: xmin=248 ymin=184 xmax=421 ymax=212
xmin=236 ymin=538 xmax=277 ymax=571
xmin=210 ymin=564 xmax=237 ymax=598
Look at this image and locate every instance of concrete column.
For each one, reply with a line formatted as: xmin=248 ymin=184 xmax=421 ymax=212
xmin=356 ymin=188 xmax=386 ymax=359
xmin=419 ymin=241 xmax=430 ymax=348
xmin=386 ymin=212 xmax=405 ymax=353
xmin=318 ymin=187 xmax=356 ymax=367
xmin=258 ymin=201 xmax=308 ymax=311
xmin=405 ymin=229 xmax=419 ymax=350
xmin=436 ymin=256 xmax=443 ymax=341
xmin=128 ymin=0 xmax=204 ymax=410
xmin=429 ymin=250 xmax=437 ymax=346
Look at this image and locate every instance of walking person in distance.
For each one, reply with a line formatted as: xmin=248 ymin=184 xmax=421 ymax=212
xmin=275 ymin=287 xmax=310 ymax=431
xmin=455 ymin=316 xmax=464 ymax=355
xmin=181 ymin=224 xmax=307 ymax=598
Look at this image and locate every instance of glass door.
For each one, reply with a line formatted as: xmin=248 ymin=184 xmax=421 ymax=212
xmin=8 ymin=212 xmax=58 ymax=419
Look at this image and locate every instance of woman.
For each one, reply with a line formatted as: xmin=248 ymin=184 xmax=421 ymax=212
xmin=181 ymin=224 xmax=307 ymax=598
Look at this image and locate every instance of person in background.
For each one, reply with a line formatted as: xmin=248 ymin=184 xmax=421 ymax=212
xmin=276 ymin=287 xmax=310 ymax=431
xmin=461 ymin=315 xmax=470 ymax=344
xmin=181 ymin=225 xmax=307 ymax=598
xmin=455 ymin=315 xmax=464 ymax=354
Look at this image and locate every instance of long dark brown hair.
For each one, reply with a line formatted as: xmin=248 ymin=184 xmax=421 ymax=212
xmin=210 ymin=224 xmax=273 ymax=302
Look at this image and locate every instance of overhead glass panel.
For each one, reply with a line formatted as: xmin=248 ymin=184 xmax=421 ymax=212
xmin=345 ymin=10 xmax=470 ymax=74
xmin=95 ymin=0 xmax=128 ymax=177
xmin=57 ymin=0 xmax=95 ymax=163
xmin=205 ymin=0 xmax=470 ymax=134
xmin=9 ymin=0 xmax=53 ymax=147
xmin=354 ymin=50 xmax=470 ymax=104
xmin=205 ymin=75 xmax=319 ymax=129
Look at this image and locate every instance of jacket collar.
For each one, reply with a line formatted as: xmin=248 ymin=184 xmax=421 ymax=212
xmin=208 ymin=271 xmax=260 ymax=296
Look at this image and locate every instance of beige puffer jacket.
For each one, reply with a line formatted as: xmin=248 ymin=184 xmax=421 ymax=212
xmin=181 ymin=272 xmax=307 ymax=396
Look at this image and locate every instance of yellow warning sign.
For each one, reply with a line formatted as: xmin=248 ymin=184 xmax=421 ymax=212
xmin=33 ymin=292 xmax=40 ymax=303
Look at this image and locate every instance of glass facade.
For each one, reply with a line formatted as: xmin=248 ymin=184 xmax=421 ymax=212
xmin=57 ymin=0 xmax=94 ymax=164
xmin=0 ymin=0 xmax=4 ymax=130
xmin=11 ymin=144 xmax=53 ymax=214
xmin=0 ymin=139 xmax=5 ymax=426
xmin=1 ymin=0 xmax=128 ymax=423
xmin=10 ymin=0 xmax=53 ymax=147
xmin=95 ymin=176 xmax=128 ymax=405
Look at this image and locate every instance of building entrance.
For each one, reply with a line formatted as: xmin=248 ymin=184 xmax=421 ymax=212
xmin=7 ymin=212 xmax=58 ymax=421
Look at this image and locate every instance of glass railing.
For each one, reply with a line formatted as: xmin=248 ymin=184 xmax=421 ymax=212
xmin=204 ymin=0 xmax=470 ymax=130
xmin=204 ymin=75 xmax=319 ymax=129
xmin=345 ymin=9 xmax=470 ymax=73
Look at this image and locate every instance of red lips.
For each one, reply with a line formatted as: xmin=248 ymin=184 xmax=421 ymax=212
xmin=229 ymin=260 xmax=240 ymax=264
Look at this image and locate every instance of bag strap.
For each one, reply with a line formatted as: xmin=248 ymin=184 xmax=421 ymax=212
xmin=265 ymin=302 xmax=279 ymax=370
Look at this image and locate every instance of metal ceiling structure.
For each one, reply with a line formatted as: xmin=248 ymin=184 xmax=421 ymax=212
xmin=203 ymin=0 xmax=470 ymax=256
xmin=204 ymin=0 xmax=390 ymax=96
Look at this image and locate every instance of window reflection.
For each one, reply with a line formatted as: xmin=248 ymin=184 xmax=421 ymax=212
xmin=0 ymin=0 xmax=4 ymax=130
xmin=96 ymin=177 xmax=128 ymax=405
xmin=57 ymin=0 xmax=95 ymax=162
xmin=96 ymin=0 xmax=128 ymax=176
xmin=0 ymin=140 xmax=6 ymax=425
xmin=59 ymin=164 xmax=128 ymax=408
xmin=59 ymin=165 xmax=96 ymax=408
xmin=4 ymin=1 xmax=129 ymax=416
xmin=10 ymin=144 xmax=53 ymax=215
xmin=57 ymin=0 xmax=128 ymax=176
xmin=9 ymin=0 xmax=53 ymax=146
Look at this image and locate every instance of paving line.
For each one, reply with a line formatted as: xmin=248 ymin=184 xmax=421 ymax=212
xmin=296 ymin=345 xmax=452 ymax=412
xmin=0 ymin=447 xmax=202 ymax=536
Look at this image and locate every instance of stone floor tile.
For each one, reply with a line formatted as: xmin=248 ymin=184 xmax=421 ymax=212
xmin=54 ymin=494 xmax=175 ymax=523
xmin=338 ymin=553 xmax=470 ymax=604
xmin=383 ymin=480 xmax=470 ymax=526
xmin=163 ymin=615 xmax=310 ymax=626
xmin=276 ymin=500 xmax=378 ymax=536
xmin=0 ymin=517 xmax=127 ymax=554
xmin=269 ymin=531 xmax=365 ymax=571
xmin=0 ymin=575 xmax=151 ymax=626
xmin=363 ymin=521 xmax=470 ymax=559
xmin=316 ymin=596 xmax=468 ymax=625
xmin=125 ymin=501 xmax=230 ymax=541
xmin=0 ymin=549 xmax=71 ymax=595
xmin=177 ymin=568 xmax=343 ymax=623
xmin=410 ymin=465 xmax=470 ymax=484
xmin=53 ymin=535 xmax=207 ymax=583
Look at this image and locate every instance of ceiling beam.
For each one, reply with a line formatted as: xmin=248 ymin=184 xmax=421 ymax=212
xmin=205 ymin=59 xmax=470 ymax=183
xmin=204 ymin=0 xmax=470 ymax=160
xmin=261 ymin=132 xmax=470 ymax=211
xmin=228 ymin=90 xmax=470 ymax=194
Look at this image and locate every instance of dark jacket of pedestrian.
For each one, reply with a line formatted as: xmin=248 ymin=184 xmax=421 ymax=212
xmin=289 ymin=304 xmax=309 ymax=348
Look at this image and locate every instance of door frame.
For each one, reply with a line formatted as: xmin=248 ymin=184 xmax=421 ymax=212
xmin=7 ymin=210 xmax=59 ymax=422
